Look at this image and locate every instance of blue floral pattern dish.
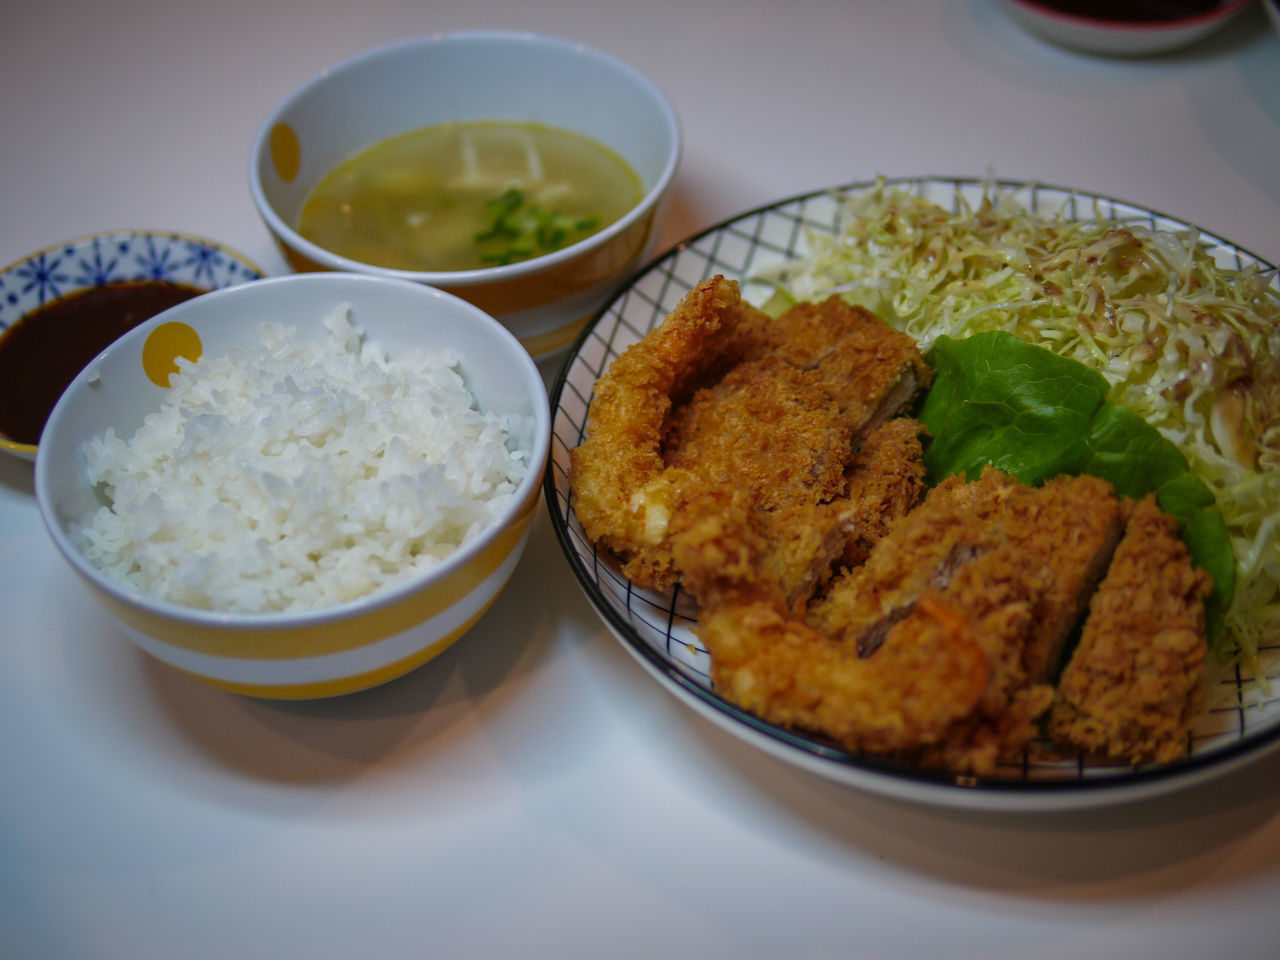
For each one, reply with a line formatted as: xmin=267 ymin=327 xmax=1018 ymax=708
xmin=0 ymin=230 xmax=264 ymax=460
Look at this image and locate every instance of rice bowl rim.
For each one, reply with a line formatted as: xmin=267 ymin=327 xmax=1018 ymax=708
xmin=34 ymin=272 xmax=551 ymax=635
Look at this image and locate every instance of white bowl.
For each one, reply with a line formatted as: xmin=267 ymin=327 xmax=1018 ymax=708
xmin=35 ymin=273 xmax=550 ymax=699
xmin=249 ymin=31 xmax=681 ymax=361
xmin=996 ymin=0 xmax=1254 ymax=55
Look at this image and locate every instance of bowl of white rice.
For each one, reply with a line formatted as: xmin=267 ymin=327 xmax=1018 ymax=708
xmin=34 ymin=272 xmax=550 ymax=698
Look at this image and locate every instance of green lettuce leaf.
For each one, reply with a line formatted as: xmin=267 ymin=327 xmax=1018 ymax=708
xmin=918 ymin=330 xmax=1235 ymax=645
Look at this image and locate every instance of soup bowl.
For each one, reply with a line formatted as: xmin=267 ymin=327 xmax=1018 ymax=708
xmin=0 ymin=230 xmax=263 ymax=461
xmin=249 ymin=31 xmax=682 ymax=361
xmin=35 ymin=272 xmax=550 ymax=698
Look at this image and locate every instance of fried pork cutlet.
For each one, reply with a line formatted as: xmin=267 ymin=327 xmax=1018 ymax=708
xmin=669 ymin=417 xmax=928 ymax=615
xmin=662 ymin=355 xmax=854 ymax=511
xmin=810 ymin=467 xmax=1126 ymax=682
xmin=675 ymin=494 xmax=1046 ymax=766
xmin=569 ymin=276 xmax=757 ymax=587
xmin=1048 ymin=495 xmax=1213 ymax=765
xmin=692 ymin=594 xmax=994 ymax=759
xmin=796 ymin=467 xmax=1128 ymax=773
xmin=569 ymin=275 xmax=929 ymax=589
xmin=936 ymin=467 xmax=1130 ymax=682
xmin=765 ymin=296 xmax=931 ymax=431
xmin=834 ymin=416 xmax=930 ymax=571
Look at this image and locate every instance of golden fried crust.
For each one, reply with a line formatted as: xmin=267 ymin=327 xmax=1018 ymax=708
xmin=983 ymin=470 xmax=1130 ymax=681
xmin=569 ymin=276 xmax=930 ymax=589
xmin=662 ymin=356 xmax=853 ymax=510
xmin=1048 ymin=495 xmax=1212 ymax=765
xmin=835 ymin=417 xmax=929 ymax=570
xmin=798 ymin=467 xmax=1128 ymax=774
xmin=569 ymin=276 xmax=755 ymax=586
xmin=768 ymin=297 xmax=933 ymax=427
xmin=669 ymin=417 xmax=927 ymax=616
xmin=699 ymin=598 xmax=992 ymax=756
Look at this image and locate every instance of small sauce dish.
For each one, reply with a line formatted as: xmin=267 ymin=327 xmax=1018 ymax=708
xmin=996 ymin=0 xmax=1254 ymax=55
xmin=0 ymin=230 xmax=263 ymax=461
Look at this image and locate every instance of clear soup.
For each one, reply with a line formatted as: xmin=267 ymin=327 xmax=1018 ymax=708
xmin=297 ymin=121 xmax=644 ymax=273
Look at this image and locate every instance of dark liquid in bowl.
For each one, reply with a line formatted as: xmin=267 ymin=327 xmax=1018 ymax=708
xmin=0 ymin=280 xmax=202 ymax=445
xmin=1035 ymin=0 xmax=1222 ymax=20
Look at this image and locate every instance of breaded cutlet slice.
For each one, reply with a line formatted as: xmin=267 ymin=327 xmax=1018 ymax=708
xmin=809 ymin=467 xmax=1126 ymax=719
xmin=661 ymin=355 xmax=853 ymax=510
xmin=806 ymin=470 xmax=1006 ymax=659
xmin=767 ymin=296 xmax=933 ymax=431
xmin=1048 ymin=494 xmax=1213 ymax=765
xmin=834 ymin=416 xmax=929 ymax=571
xmin=979 ymin=470 xmax=1129 ymax=682
xmin=668 ymin=418 xmax=927 ymax=616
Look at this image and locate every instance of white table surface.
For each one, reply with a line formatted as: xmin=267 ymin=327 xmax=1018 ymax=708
xmin=3 ymin=2 xmax=1280 ymax=958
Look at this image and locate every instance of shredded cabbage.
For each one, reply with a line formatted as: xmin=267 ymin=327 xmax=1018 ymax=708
xmin=754 ymin=177 xmax=1280 ymax=672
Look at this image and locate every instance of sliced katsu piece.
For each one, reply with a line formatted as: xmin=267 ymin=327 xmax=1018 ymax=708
xmin=1048 ymin=494 xmax=1213 ymax=765
xmin=764 ymin=296 xmax=933 ymax=432
xmin=661 ymin=355 xmax=855 ymax=511
xmin=975 ymin=470 xmax=1130 ymax=682
xmin=668 ymin=418 xmax=927 ymax=619
xmin=569 ymin=276 xmax=930 ymax=590
xmin=804 ymin=467 xmax=1128 ymax=772
xmin=832 ymin=416 xmax=930 ymax=571
xmin=807 ymin=469 xmax=1012 ymax=660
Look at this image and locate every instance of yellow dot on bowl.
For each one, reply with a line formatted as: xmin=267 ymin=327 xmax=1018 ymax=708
xmin=270 ymin=122 xmax=301 ymax=183
xmin=143 ymin=322 xmax=203 ymax=387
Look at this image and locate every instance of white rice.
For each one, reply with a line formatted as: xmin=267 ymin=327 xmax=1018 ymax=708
xmin=79 ymin=304 xmax=530 ymax=613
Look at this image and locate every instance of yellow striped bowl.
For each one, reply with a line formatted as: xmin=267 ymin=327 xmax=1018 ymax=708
xmin=34 ymin=273 xmax=550 ymax=698
xmin=248 ymin=31 xmax=682 ymax=362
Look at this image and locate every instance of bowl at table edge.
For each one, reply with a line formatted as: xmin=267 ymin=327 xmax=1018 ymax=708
xmin=0 ymin=229 xmax=264 ymax=461
xmin=248 ymin=30 xmax=682 ymax=362
xmin=33 ymin=272 xmax=551 ymax=699
xmin=995 ymin=0 xmax=1254 ymax=55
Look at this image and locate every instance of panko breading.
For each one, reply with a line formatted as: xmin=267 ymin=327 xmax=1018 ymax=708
xmin=693 ymin=597 xmax=993 ymax=758
xmin=802 ymin=468 xmax=1125 ymax=772
xmin=935 ymin=468 xmax=1129 ymax=682
xmin=568 ymin=276 xmax=748 ymax=587
xmin=668 ymin=416 xmax=928 ymax=615
xmin=1049 ymin=495 xmax=1213 ymax=764
xmin=568 ymin=275 xmax=930 ymax=588
xmin=663 ymin=355 xmax=854 ymax=511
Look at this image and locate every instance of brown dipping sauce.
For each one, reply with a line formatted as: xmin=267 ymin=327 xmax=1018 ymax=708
xmin=0 ymin=280 xmax=203 ymax=445
xmin=1034 ymin=1 xmax=1222 ymax=20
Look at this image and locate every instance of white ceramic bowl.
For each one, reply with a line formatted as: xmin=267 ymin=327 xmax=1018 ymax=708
xmin=249 ymin=31 xmax=681 ymax=361
xmin=996 ymin=0 xmax=1253 ymax=55
xmin=35 ymin=273 xmax=550 ymax=699
xmin=0 ymin=230 xmax=263 ymax=461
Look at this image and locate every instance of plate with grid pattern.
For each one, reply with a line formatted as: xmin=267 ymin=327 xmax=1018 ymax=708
xmin=545 ymin=175 xmax=1280 ymax=811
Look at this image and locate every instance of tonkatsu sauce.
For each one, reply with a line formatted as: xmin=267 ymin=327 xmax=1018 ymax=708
xmin=0 ymin=280 xmax=202 ymax=445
